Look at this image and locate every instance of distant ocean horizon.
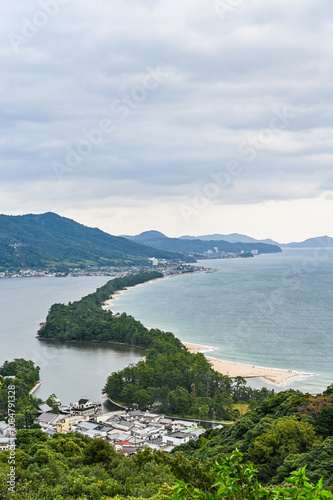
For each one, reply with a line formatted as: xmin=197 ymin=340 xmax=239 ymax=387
xmin=107 ymin=248 xmax=333 ymax=394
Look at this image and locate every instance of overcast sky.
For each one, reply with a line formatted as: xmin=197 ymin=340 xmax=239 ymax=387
xmin=1 ymin=0 xmax=332 ymax=242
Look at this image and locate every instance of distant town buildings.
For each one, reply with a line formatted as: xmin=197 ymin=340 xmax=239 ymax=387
xmin=25 ymin=399 xmax=221 ymax=455
xmin=0 ymin=264 xmax=205 ymax=279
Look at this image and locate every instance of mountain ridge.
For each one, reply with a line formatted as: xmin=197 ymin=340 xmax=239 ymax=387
xmin=0 ymin=213 xmax=177 ymax=271
xmin=122 ymin=230 xmax=282 ymax=255
xmin=179 ymin=232 xmax=280 ymax=245
xmin=283 ymin=235 xmax=333 ymax=248
xmin=124 ymin=230 xmax=333 ymax=248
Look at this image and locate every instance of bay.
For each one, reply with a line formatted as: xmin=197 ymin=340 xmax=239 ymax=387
xmin=0 ymin=276 xmax=144 ymax=405
xmin=108 ymin=249 xmax=333 ymax=394
xmin=1 ymin=248 xmax=333 ymax=404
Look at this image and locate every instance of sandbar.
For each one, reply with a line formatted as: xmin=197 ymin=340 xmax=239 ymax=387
xmin=183 ymin=343 xmax=304 ymax=385
xmin=102 ymin=293 xmax=306 ymax=386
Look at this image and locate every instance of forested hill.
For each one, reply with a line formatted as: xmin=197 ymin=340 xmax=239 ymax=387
xmin=38 ymin=271 xmax=275 ymax=420
xmin=124 ymin=231 xmax=282 ymax=255
xmin=0 ymin=212 xmax=177 ymax=271
xmin=37 ymin=271 xmax=165 ymax=348
xmin=174 ymin=386 xmax=333 ymax=491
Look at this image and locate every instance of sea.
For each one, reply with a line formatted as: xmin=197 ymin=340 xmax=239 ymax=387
xmin=0 ymin=248 xmax=332 ymax=404
xmin=0 ymin=276 xmax=145 ymax=406
xmin=107 ymin=248 xmax=333 ymax=395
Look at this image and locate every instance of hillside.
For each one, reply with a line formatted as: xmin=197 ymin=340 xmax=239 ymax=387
xmin=174 ymin=387 xmax=333 ymax=490
xmin=0 ymin=213 xmax=177 ymax=272
xmin=283 ymin=235 xmax=333 ymax=248
xmin=179 ymin=233 xmax=281 ymax=245
xmin=124 ymin=231 xmax=282 ymax=255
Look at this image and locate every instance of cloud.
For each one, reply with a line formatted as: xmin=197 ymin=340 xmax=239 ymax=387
xmin=0 ymin=0 xmax=332 ymax=238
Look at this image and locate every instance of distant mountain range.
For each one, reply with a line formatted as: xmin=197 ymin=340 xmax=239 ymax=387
xmin=0 ymin=213 xmax=177 ymax=271
xmin=123 ymin=231 xmax=333 ymax=250
xmin=282 ymin=236 xmax=333 ymax=248
xmin=2 ymin=213 xmax=331 ymax=273
xmin=179 ymin=233 xmax=280 ymax=246
xmin=123 ymin=231 xmax=282 ymax=255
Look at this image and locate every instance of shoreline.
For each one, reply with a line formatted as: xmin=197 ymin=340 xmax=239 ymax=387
xmin=36 ymin=337 xmax=147 ymax=352
xmin=101 ymin=275 xmax=176 ymax=313
xmin=183 ymin=343 xmax=312 ymax=385
xmin=101 ymin=281 xmax=315 ymax=387
xmin=29 ymin=381 xmax=42 ymax=395
xmin=102 ymin=288 xmax=136 ymax=311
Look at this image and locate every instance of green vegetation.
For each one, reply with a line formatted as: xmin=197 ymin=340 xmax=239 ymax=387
xmin=38 ymin=271 xmax=164 ymax=348
xmin=0 ymin=359 xmax=41 ymax=429
xmin=0 ymin=212 xmax=176 ymax=272
xmin=126 ymin=232 xmax=282 ymax=256
xmin=1 ymin=429 xmax=332 ymax=499
xmin=38 ymin=272 xmax=274 ymax=418
xmin=0 ymin=430 xmax=212 ymax=499
xmin=174 ymin=389 xmax=333 ymax=490
xmin=2 ymin=275 xmax=333 ymax=498
xmin=171 ymin=448 xmax=333 ymax=499
xmin=103 ymin=344 xmax=272 ymax=419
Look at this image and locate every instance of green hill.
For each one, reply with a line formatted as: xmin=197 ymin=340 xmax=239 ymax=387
xmin=0 ymin=212 xmax=177 ymax=271
xmin=125 ymin=231 xmax=282 ymax=255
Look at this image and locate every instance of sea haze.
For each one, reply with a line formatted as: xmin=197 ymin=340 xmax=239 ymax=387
xmin=108 ymin=249 xmax=333 ymax=394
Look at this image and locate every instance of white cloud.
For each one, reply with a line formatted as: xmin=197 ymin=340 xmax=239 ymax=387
xmin=1 ymin=0 xmax=332 ymax=240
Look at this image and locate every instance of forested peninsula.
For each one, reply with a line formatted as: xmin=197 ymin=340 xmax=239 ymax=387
xmin=2 ymin=274 xmax=333 ymax=498
xmin=37 ymin=272 xmax=273 ymax=419
xmin=37 ymin=271 xmax=164 ymax=348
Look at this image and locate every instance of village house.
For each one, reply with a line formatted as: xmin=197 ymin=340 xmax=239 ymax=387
xmin=70 ymin=399 xmax=102 ymax=416
xmin=0 ymin=437 xmax=12 ymax=451
xmin=56 ymin=414 xmax=90 ymax=433
xmin=170 ymin=420 xmax=198 ymax=432
xmin=72 ymin=421 xmax=110 ymax=439
xmin=162 ymin=431 xmax=194 ymax=447
xmin=0 ymin=421 xmax=11 ymax=437
xmin=34 ymin=412 xmax=65 ymax=431
xmin=111 ymin=420 xmax=135 ymax=432
xmin=34 ymin=401 xmax=222 ymax=456
xmin=37 ymin=403 xmax=52 ymax=414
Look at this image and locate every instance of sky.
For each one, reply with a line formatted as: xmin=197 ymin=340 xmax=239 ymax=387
xmin=1 ymin=0 xmax=332 ymax=243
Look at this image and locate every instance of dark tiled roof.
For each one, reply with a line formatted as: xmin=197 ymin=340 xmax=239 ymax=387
xmin=78 ymin=399 xmax=90 ymax=405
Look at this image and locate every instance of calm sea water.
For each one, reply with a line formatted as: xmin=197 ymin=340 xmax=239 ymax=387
xmin=1 ymin=249 xmax=332 ymax=403
xmin=0 ymin=276 xmax=144 ymax=405
xmin=108 ymin=249 xmax=333 ymax=394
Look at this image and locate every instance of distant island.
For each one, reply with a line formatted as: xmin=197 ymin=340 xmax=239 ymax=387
xmin=124 ymin=230 xmax=333 ymax=249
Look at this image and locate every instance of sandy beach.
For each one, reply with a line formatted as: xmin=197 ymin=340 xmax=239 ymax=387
xmin=102 ymin=295 xmax=306 ymax=386
xmin=101 ymin=298 xmax=114 ymax=310
xmin=183 ymin=343 xmax=303 ymax=385
xmin=102 ymin=288 xmax=141 ymax=312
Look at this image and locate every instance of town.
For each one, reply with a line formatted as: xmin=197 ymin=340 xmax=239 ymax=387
xmin=0 ymin=261 xmax=206 ymax=279
xmin=0 ymin=398 xmax=224 ymax=455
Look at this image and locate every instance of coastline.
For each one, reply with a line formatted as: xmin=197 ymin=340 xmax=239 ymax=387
xmin=36 ymin=337 xmax=147 ymax=352
xmin=29 ymin=381 xmax=42 ymax=395
xmin=102 ymin=289 xmax=132 ymax=311
xmin=101 ymin=276 xmax=172 ymax=313
xmin=183 ymin=343 xmax=309 ymax=385
xmin=101 ymin=281 xmax=313 ymax=387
